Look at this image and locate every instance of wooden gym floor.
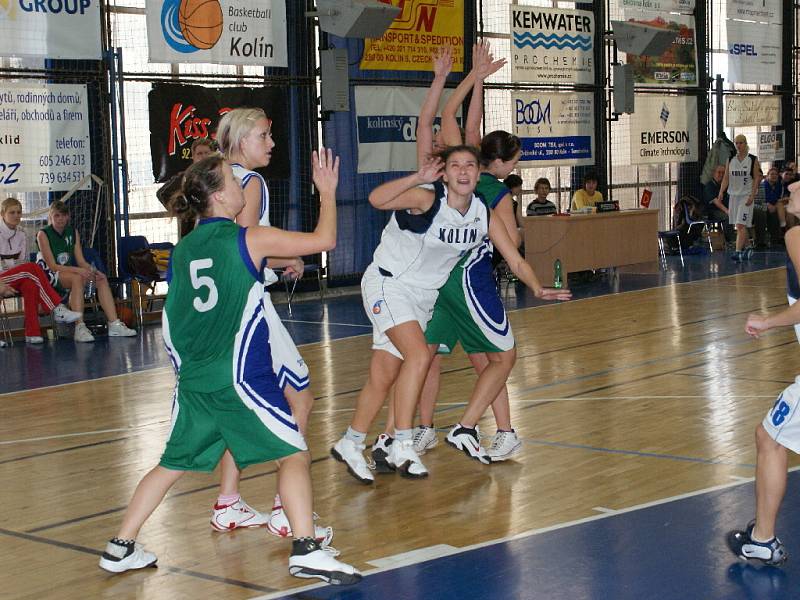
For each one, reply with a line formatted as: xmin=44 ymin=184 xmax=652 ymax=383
xmin=2 ymin=263 xmax=800 ymax=599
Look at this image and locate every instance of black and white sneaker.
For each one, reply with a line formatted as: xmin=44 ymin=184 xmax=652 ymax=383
xmin=728 ymin=520 xmax=788 ymax=566
xmin=446 ymin=424 xmax=492 ymax=465
xmin=371 ymin=433 xmax=395 ymax=473
xmin=98 ymin=538 xmax=158 ymax=573
xmin=289 ymin=538 xmax=362 ymax=585
xmin=386 ymin=438 xmax=428 ymax=478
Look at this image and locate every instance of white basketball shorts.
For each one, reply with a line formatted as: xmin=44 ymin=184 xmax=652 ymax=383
xmin=262 ymin=291 xmax=309 ymax=391
xmin=762 ymin=376 xmax=800 ymax=454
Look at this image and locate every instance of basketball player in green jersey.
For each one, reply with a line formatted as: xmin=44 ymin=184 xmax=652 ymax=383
xmin=98 ymin=151 xmax=361 ymax=585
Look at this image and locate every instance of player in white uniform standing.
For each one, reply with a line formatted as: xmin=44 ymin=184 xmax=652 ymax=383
xmin=717 ymin=134 xmax=762 ymax=261
xmin=331 ymin=146 xmax=568 ymax=483
xmin=210 ymin=107 xmax=331 ymax=543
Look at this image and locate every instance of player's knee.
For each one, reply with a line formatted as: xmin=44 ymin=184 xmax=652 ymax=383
xmin=755 ymin=424 xmax=779 ymax=452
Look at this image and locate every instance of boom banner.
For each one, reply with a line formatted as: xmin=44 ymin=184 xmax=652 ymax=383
xmin=148 ymin=84 xmax=288 ymax=182
xmin=511 ymin=91 xmax=594 ymax=167
xmin=354 ymin=86 xmax=461 ymax=174
xmin=0 ymin=84 xmax=91 ymax=192
xmin=359 ymin=0 xmax=464 ymax=72
xmin=0 ymin=0 xmax=101 ymax=59
xmin=510 ymin=6 xmax=594 ymax=84
xmin=629 ymin=95 xmax=697 ymax=165
xmin=146 ymin=0 xmax=287 ymax=66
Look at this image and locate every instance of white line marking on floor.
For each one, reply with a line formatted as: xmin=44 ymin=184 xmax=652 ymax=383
xmin=0 ymin=420 xmax=169 ymax=445
xmin=365 ymin=544 xmax=459 ymax=569
xmin=729 ymin=475 xmax=751 ymax=482
xmin=0 ymin=367 xmax=173 ymax=398
xmin=283 ymin=319 xmax=373 ymax=328
xmin=592 ymin=506 xmax=616 ymax=514
xmin=250 ymin=467 xmax=800 ymax=600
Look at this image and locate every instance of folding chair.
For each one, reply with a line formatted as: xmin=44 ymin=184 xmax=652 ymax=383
xmin=278 ymin=262 xmax=326 ymax=317
xmin=657 ymin=229 xmax=684 ymax=268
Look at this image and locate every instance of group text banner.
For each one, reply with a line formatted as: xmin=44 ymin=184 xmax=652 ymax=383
xmin=728 ymin=0 xmax=781 ymax=24
xmin=0 ymin=84 xmax=91 ymax=192
xmin=0 ymin=0 xmax=101 ymax=59
xmin=621 ymin=0 xmax=694 ymax=13
xmin=146 ymin=0 xmax=287 ymax=66
xmin=148 ymin=84 xmax=288 ymax=182
xmin=758 ymin=131 xmax=785 ymax=162
xmin=0 ymin=83 xmax=91 ymax=192
xmin=512 ymin=91 xmax=594 ymax=167
xmin=623 ymin=14 xmax=697 ymax=87
xmin=726 ymin=20 xmax=782 ymax=85
xmin=630 ymin=95 xmax=698 ymax=165
xmin=510 ymin=6 xmax=594 ymax=85
xmin=354 ymin=86 xmax=461 ymax=174
xmin=360 ymin=0 xmax=464 ymax=72
xmin=725 ymin=95 xmax=781 ymax=127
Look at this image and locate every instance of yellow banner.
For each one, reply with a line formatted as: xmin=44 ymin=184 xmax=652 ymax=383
xmin=360 ymin=0 xmax=465 ymax=72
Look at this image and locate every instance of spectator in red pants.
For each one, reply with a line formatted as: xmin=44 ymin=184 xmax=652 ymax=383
xmin=0 ymin=262 xmax=82 ymax=344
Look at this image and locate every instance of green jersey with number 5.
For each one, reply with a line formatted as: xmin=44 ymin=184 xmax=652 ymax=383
xmin=163 ymin=217 xmax=277 ymax=393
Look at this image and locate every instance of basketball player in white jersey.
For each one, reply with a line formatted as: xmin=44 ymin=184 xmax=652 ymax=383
xmin=717 ymin=134 xmax=762 ymax=261
xmin=331 ymin=146 xmax=569 ymax=483
xmin=208 ymin=108 xmax=331 ymax=544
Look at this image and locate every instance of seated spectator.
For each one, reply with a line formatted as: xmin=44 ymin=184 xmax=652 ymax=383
xmin=759 ymin=166 xmax=784 ymax=247
xmin=1 ymin=198 xmax=82 ymax=343
xmin=503 ymin=173 xmax=523 ymax=225
xmin=570 ymin=171 xmax=603 ymax=211
xmin=781 ymin=162 xmax=800 ymax=230
xmin=156 ymin=138 xmax=216 ymax=238
xmin=702 ymin=164 xmax=735 ymax=242
xmin=527 ymin=177 xmax=557 ymax=216
xmin=36 ymin=200 xmax=136 ymax=343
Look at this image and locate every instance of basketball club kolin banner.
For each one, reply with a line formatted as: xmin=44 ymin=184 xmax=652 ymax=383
xmin=146 ymin=0 xmax=287 ymax=66
xmin=148 ymin=83 xmax=288 ymax=182
xmin=0 ymin=0 xmax=101 ymax=59
xmin=360 ymin=0 xmax=464 ymax=72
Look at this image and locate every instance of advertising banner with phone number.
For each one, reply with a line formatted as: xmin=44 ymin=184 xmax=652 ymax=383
xmin=0 ymin=83 xmax=90 ymax=192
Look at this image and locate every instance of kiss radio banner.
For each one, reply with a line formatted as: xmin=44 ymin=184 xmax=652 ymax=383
xmin=0 ymin=0 xmax=101 ymax=59
xmin=146 ymin=0 xmax=287 ymax=66
xmin=360 ymin=0 xmax=464 ymax=72
xmin=148 ymin=83 xmax=288 ymax=182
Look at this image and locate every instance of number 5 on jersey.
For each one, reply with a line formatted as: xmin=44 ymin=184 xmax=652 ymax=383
xmin=190 ymin=258 xmax=218 ymax=312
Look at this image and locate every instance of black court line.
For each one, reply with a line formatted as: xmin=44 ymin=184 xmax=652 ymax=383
xmin=0 ymin=437 xmax=128 ymax=466
xmin=26 ymin=455 xmax=332 ymax=534
xmin=0 ymin=527 xmax=275 ymax=593
xmin=676 ymin=371 xmax=795 ymax=385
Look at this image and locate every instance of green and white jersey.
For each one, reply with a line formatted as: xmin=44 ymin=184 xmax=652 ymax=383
xmin=40 ymin=224 xmax=76 ymax=266
xmin=163 ymin=218 xmax=303 ymax=448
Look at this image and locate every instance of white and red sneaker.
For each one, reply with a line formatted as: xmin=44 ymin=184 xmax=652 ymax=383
xmin=210 ymin=498 xmax=268 ymax=532
xmin=267 ymin=495 xmax=333 ymax=547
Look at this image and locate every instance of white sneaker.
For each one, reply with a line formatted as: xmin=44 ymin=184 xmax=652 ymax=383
xmin=210 ymin=498 xmax=269 ymax=531
xmin=386 ymin=438 xmax=428 ymax=478
xmin=108 ymin=319 xmax=136 ymax=337
xmin=98 ymin=539 xmax=157 ymax=573
xmin=74 ymin=321 xmax=95 ymax=343
xmin=331 ymin=437 xmax=374 ymax=484
xmin=412 ymin=425 xmax=438 ymax=455
xmin=371 ymin=433 xmax=395 ymax=473
xmin=446 ymin=424 xmax=492 ymax=465
xmin=487 ymin=430 xmax=522 ymax=461
xmin=267 ymin=497 xmax=334 ymax=547
xmin=25 ymin=335 xmax=44 ymax=344
xmin=289 ymin=540 xmax=361 ymax=586
xmin=52 ymin=304 xmax=81 ymax=324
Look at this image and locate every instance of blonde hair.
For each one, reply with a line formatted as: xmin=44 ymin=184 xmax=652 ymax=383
xmin=1 ymin=197 xmax=21 ymax=215
xmin=215 ymin=108 xmax=269 ymax=159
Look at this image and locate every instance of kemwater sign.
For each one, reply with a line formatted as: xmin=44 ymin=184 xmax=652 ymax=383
xmin=0 ymin=84 xmax=90 ymax=192
xmin=146 ymin=0 xmax=287 ymax=66
xmin=512 ymin=91 xmax=594 ymax=167
xmin=0 ymin=0 xmax=101 ymax=59
xmin=630 ymin=95 xmax=697 ymax=165
xmin=510 ymin=6 xmax=594 ymax=84
xmin=355 ymin=86 xmax=461 ymax=174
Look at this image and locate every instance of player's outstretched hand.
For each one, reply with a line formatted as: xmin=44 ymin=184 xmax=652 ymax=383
xmin=312 ymin=148 xmax=339 ymax=199
xmin=745 ymin=314 xmax=769 ymax=338
xmin=432 ymin=46 xmax=453 ymax=78
xmin=536 ymin=287 xmax=572 ymax=301
xmin=417 ymin=156 xmax=444 ymax=184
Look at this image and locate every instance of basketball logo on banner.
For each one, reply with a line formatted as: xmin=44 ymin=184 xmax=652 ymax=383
xmin=161 ymin=0 xmax=223 ymax=53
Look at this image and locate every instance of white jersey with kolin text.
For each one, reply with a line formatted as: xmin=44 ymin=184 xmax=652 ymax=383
xmin=370 ymin=181 xmax=491 ymax=291
xmin=231 ymin=162 xmax=278 ymax=284
xmin=727 ymin=153 xmax=756 ymax=197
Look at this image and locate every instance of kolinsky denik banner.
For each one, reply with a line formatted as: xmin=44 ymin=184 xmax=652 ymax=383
xmin=146 ymin=0 xmax=287 ymax=66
